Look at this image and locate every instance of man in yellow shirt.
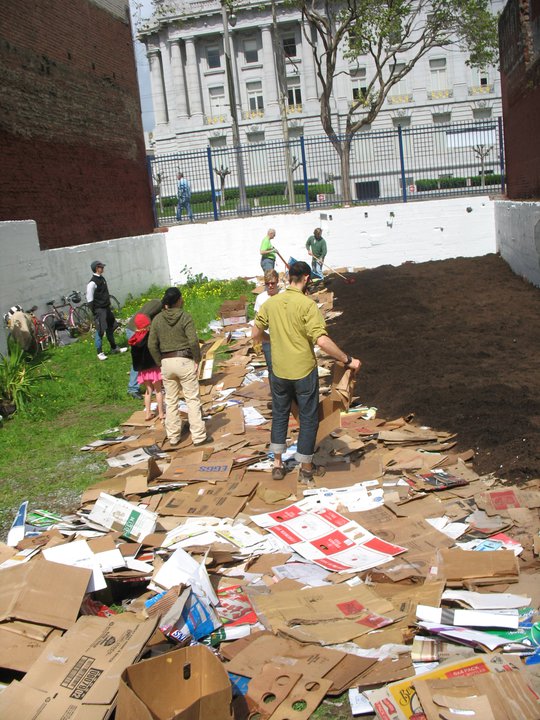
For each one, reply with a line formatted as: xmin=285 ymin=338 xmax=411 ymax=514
xmin=253 ymin=261 xmax=361 ymax=482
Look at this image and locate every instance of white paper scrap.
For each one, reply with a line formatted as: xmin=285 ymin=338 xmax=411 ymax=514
xmin=348 ymin=688 xmax=373 ymax=716
xmin=441 ymin=589 xmax=531 ymax=610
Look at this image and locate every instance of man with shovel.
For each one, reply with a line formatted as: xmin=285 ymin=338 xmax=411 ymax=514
xmin=306 ymin=227 xmax=327 ymax=277
xmin=253 ymin=261 xmax=361 ymax=483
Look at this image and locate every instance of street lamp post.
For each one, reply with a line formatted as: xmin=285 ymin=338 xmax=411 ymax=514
xmin=221 ymin=1 xmax=251 ymax=215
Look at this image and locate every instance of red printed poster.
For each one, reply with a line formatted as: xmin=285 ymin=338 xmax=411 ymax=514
xmin=217 ymin=585 xmax=258 ymax=626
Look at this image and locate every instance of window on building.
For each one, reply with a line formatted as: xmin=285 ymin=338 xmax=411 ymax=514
xmin=351 ymin=67 xmax=368 ymax=101
xmin=287 ymin=77 xmax=302 ymax=106
xmin=390 ymin=62 xmax=407 ymax=95
xmin=208 ymin=86 xmax=226 ymax=116
xmin=392 ymin=116 xmax=411 ymax=128
xmin=473 ymin=107 xmax=492 ymax=120
xmin=209 ymin=136 xmax=227 ymax=149
xmin=246 ymin=80 xmax=264 ymax=112
xmin=478 ymin=69 xmax=489 ymax=86
xmin=288 ymin=126 xmax=304 ymax=139
xmin=429 ymin=58 xmax=447 ymax=91
xmin=206 ymin=45 xmax=221 ymax=69
xmin=283 ymin=35 xmax=297 ymax=58
xmin=244 ymin=38 xmax=259 ymax=64
xmin=433 ymin=111 xmax=451 ymax=124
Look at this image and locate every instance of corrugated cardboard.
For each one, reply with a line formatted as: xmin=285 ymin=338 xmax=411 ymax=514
xmin=88 ymin=492 xmax=158 ymax=541
xmin=0 ymin=558 xmax=91 ymax=629
xmin=117 ymin=645 xmax=234 ymax=720
xmin=220 ymin=299 xmax=248 ymax=327
xmin=0 ymin=615 xmax=158 ymax=720
xmin=367 ymin=654 xmax=523 ymax=720
xmin=250 ymin=584 xmax=396 ymax=645
xmin=160 ymin=478 xmax=257 ymax=518
xmin=414 ymin=669 xmax=540 ymax=720
xmin=0 ymin=625 xmax=63 ymax=673
xmin=436 ymin=548 xmax=520 ymax=586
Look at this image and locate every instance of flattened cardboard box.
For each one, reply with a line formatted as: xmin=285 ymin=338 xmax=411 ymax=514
xmin=160 ymin=478 xmax=257 ymax=518
xmin=117 ymin=645 xmax=234 ymax=720
xmin=0 ymin=558 xmax=91 ymax=629
xmin=414 ymin=670 xmax=540 ymax=720
xmin=220 ymin=299 xmax=248 ymax=327
xmin=0 ymin=615 xmax=158 ymax=720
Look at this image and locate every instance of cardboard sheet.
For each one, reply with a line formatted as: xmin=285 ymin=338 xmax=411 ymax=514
xmin=0 ymin=558 xmax=91 ymax=629
xmin=0 ymin=615 xmax=158 ymax=720
xmin=117 ymin=645 xmax=234 ymax=720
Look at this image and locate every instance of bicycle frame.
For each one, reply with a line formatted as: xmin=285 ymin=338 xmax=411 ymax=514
xmin=41 ymin=292 xmax=92 ymax=337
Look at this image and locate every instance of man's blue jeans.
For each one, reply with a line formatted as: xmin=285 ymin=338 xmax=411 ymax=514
xmin=261 ymin=257 xmax=275 ymax=272
xmin=269 ymin=366 xmax=319 ymax=463
xmin=176 ymin=200 xmax=193 ymax=221
xmin=125 ymin=328 xmax=139 ymax=393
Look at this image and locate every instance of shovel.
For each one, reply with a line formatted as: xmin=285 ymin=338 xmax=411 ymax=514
xmin=314 ymin=256 xmax=356 ymax=284
xmin=273 ymin=248 xmax=290 ymax=270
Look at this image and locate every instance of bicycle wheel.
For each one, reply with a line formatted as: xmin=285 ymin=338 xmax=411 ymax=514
xmin=73 ymin=305 xmax=93 ymax=334
xmin=109 ymin=295 xmax=121 ymax=313
xmin=42 ymin=315 xmax=59 ymax=345
xmin=34 ymin=318 xmax=55 ymax=349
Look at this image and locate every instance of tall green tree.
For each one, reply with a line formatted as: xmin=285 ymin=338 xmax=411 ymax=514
xmin=294 ymin=0 xmax=499 ymax=203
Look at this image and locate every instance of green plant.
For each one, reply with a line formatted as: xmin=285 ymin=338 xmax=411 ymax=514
xmin=0 ymin=341 xmax=56 ymax=412
xmin=470 ymin=173 xmax=501 ymax=187
xmin=416 ymin=179 xmax=439 ymax=191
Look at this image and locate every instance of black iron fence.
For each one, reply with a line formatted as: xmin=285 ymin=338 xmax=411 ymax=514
xmin=148 ymin=118 xmax=505 ymax=226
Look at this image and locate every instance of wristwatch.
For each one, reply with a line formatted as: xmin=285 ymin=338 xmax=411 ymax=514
xmin=344 ymin=354 xmax=353 ymax=367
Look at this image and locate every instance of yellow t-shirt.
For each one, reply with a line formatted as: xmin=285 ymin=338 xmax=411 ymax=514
xmin=255 ymin=286 xmax=327 ymax=379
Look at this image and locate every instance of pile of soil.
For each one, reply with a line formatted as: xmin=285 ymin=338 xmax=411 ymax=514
xmin=331 ymin=253 xmax=540 ymax=480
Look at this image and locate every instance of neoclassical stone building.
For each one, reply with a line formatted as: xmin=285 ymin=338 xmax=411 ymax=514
xmin=138 ymin=0 xmax=504 ymax=157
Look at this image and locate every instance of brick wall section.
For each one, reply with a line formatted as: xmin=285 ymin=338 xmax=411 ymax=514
xmin=0 ymin=0 xmax=155 ymax=249
xmin=499 ymin=0 xmax=540 ymax=200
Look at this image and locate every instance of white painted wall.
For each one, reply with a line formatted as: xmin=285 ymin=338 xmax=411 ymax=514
xmin=0 ymin=196 xmax=497 ymax=356
xmin=495 ymin=201 xmax=540 ymax=288
xmin=166 ymin=195 xmax=497 ymax=281
xmin=0 ymin=221 xmax=169 ymax=355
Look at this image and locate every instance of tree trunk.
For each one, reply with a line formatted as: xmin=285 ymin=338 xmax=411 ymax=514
xmin=339 ymin=139 xmax=353 ymax=205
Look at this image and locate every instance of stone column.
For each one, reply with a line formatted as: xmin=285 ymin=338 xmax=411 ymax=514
xmin=147 ymin=50 xmax=169 ymax=124
xmin=261 ymin=25 xmax=279 ymax=109
xmin=184 ymin=36 xmax=203 ymax=119
xmin=170 ymin=39 xmax=188 ymax=119
xmin=301 ymin=21 xmax=319 ymax=105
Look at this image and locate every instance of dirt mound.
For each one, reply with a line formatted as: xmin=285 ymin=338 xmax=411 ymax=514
xmin=330 ymin=253 xmax=540 ymax=480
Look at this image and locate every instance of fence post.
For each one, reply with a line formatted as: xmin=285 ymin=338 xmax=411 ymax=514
xmin=207 ymin=146 xmax=219 ymax=221
xmin=397 ymin=125 xmax=407 ymax=203
xmin=498 ymin=116 xmax=506 ymax=195
xmin=300 ymin=136 xmax=310 ymax=211
xmin=146 ymin=156 xmax=158 ymax=227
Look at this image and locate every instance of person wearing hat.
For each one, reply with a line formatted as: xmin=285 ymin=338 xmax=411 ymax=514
xmin=128 ymin=313 xmax=165 ymax=421
xmin=148 ymin=287 xmax=210 ymax=447
xmin=86 ymin=261 xmax=126 ymax=360
xmin=125 ymin=298 xmax=162 ymax=398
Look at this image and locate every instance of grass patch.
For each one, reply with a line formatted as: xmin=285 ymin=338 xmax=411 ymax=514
xmin=0 ymin=277 xmax=254 ymax=537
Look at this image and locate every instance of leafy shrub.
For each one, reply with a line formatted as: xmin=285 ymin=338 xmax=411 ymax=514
xmin=470 ymin=174 xmax=501 ymax=187
xmin=160 ymin=182 xmax=335 ymax=207
xmin=438 ymin=176 xmax=467 ymax=189
xmin=417 ymin=177 xmax=468 ymax=191
xmin=416 ymin=179 xmax=439 ymax=191
xmin=0 ymin=341 xmax=55 ymax=413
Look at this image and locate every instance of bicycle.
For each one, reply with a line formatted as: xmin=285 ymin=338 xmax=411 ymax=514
xmin=3 ymin=305 xmax=55 ymax=354
xmin=40 ymin=291 xmax=94 ymax=342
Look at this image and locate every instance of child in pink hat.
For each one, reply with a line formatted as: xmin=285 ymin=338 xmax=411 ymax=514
xmin=128 ymin=313 xmax=165 ymax=421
